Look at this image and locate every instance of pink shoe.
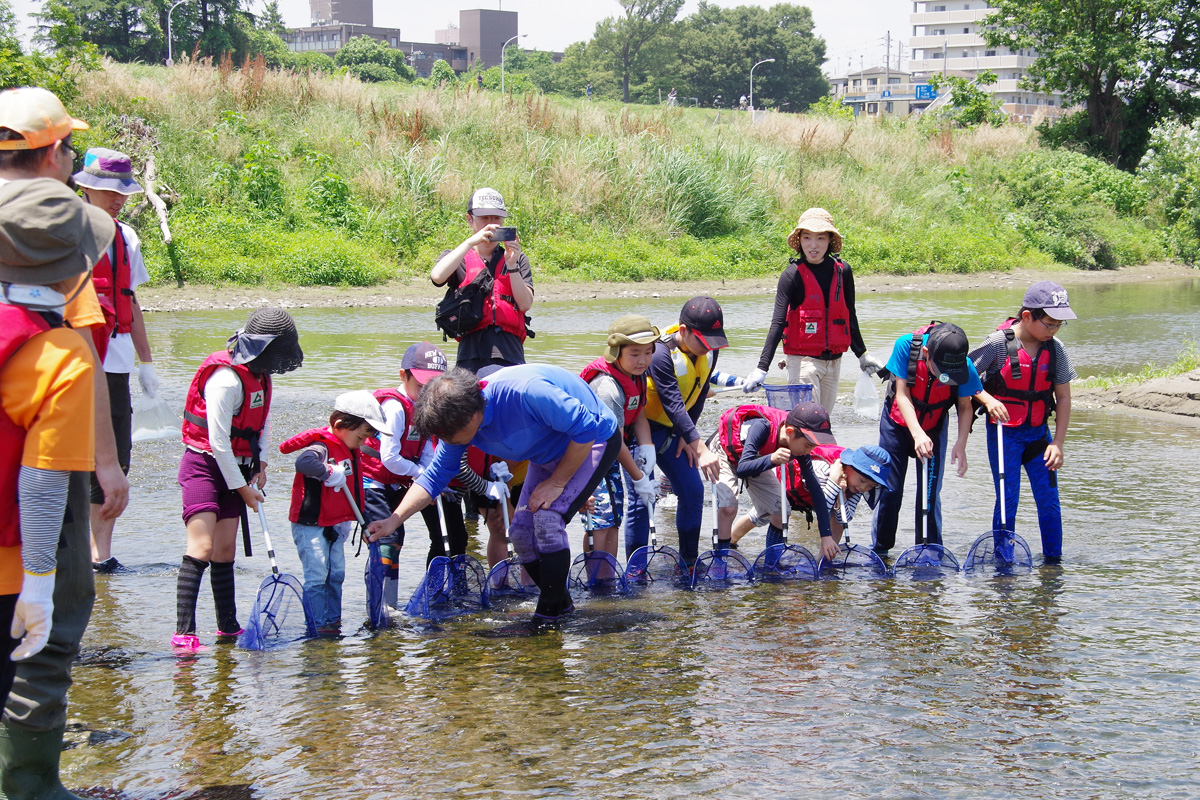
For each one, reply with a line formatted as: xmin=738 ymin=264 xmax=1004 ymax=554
xmin=215 ymin=628 xmax=244 ymax=642
xmin=171 ymin=633 xmax=207 ymax=652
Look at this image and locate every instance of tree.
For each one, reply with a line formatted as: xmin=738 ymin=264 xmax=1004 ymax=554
xmin=259 ymin=0 xmax=286 ymax=37
xmin=592 ymin=0 xmax=684 ymax=103
xmin=983 ymin=0 xmax=1200 ymax=168
xmin=928 ymin=70 xmax=1005 ymax=126
xmin=429 ymin=58 xmax=456 ymax=86
xmin=334 ymin=35 xmax=414 ymax=83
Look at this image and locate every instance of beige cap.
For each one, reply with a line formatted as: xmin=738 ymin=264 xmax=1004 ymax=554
xmin=0 ymin=178 xmax=115 ymax=285
xmin=787 ymin=207 xmax=843 ymax=254
xmin=605 ymin=314 xmax=661 ymax=363
xmin=0 ymin=87 xmax=89 ymax=151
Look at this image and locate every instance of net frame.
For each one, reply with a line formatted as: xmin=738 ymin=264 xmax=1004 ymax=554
xmin=404 ymin=496 xmax=490 ymax=620
xmin=817 ymin=489 xmax=891 ymax=580
xmin=893 ymin=543 xmax=961 ymax=579
xmin=752 ymin=543 xmax=819 ymax=581
xmin=569 ymin=551 xmax=630 ymax=596
xmin=624 ymin=501 xmax=689 ymax=588
xmin=962 ymin=423 xmax=1034 ymax=576
xmin=238 ymin=506 xmax=316 ymax=651
xmin=484 ymin=556 xmax=540 ymax=604
xmin=763 ymin=383 xmax=815 ymax=411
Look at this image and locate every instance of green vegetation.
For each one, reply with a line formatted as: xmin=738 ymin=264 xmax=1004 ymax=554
xmin=1078 ymin=339 xmax=1200 ymax=390
xmin=69 ymin=61 xmax=1185 ymax=288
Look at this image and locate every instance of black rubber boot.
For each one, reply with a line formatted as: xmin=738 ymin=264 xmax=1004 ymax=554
xmin=0 ymin=722 xmax=84 ymax=799
xmin=532 ymin=549 xmax=573 ymax=622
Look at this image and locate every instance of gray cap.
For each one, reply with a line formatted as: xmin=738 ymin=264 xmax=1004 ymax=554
xmin=467 ymin=187 xmax=507 ymax=218
xmin=0 ymin=178 xmax=115 ymax=285
xmin=334 ymin=390 xmax=392 ymax=436
xmin=1022 ymin=280 xmax=1077 ymax=320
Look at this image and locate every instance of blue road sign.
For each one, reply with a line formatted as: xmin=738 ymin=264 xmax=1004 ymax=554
xmin=915 ymin=85 xmax=938 ymax=101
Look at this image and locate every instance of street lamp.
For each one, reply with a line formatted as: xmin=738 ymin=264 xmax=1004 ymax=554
xmin=500 ymin=33 xmax=527 ymax=93
xmin=749 ymin=58 xmax=775 ymax=113
xmin=166 ymin=0 xmax=194 ymax=67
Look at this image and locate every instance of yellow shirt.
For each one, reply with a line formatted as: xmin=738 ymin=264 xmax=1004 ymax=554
xmin=0 ymin=326 xmax=95 ymax=594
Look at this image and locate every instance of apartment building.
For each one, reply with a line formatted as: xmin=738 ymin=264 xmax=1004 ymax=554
xmin=831 ymin=67 xmax=927 ymax=117
xmin=907 ymin=0 xmax=1064 ymax=121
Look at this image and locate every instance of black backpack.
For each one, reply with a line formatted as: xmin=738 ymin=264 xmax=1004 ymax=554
xmin=434 ymin=262 xmax=494 ymax=340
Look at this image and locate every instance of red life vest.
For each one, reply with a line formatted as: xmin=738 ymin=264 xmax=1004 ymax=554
xmin=0 ymin=305 xmax=63 ymax=547
xmin=718 ymin=405 xmax=788 ymax=465
xmin=460 ymin=249 xmax=527 ymax=342
xmin=580 ymin=357 xmax=646 ymax=428
xmin=91 ymin=225 xmax=134 ymax=336
xmin=782 ymin=260 xmax=852 ymax=357
xmin=885 ymin=322 xmax=956 ymax=432
xmin=181 ymin=351 xmax=272 ymax=462
xmin=448 ymin=445 xmax=494 ymax=491
xmin=279 ymin=427 xmax=362 ymax=526
xmin=359 ymin=388 xmax=424 ymax=486
xmin=984 ymin=318 xmax=1057 ymax=427
xmin=782 ymin=444 xmax=845 ymax=510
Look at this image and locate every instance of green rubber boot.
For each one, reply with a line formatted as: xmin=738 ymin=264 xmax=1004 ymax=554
xmin=0 ymin=722 xmax=83 ymax=799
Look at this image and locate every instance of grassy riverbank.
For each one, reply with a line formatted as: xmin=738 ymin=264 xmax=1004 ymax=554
xmin=76 ymin=61 xmax=1174 ymax=288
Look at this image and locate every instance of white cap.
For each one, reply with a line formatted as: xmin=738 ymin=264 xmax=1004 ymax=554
xmin=467 ymin=187 xmax=507 ymax=218
xmin=334 ymin=390 xmax=392 ymax=436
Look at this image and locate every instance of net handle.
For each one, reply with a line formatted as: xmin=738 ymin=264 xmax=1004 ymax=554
xmin=647 ymin=493 xmax=659 ymax=548
xmin=996 ymin=422 xmax=1007 ymax=529
xmin=779 ymin=461 xmax=789 ymax=544
xmin=709 ymin=481 xmax=720 ymax=547
xmin=837 ymin=488 xmax=850 ymax=546
xmin=437 ymin=494 xmax=451 ymax=555
xmin=342 ymin=485 xmax=366 ymax=527
xmin=255 ymin=503 xmax=281 ymax=576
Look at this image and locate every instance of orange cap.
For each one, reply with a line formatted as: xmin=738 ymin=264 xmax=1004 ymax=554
xmin=0 ymin=87 xmax=89 ymax=151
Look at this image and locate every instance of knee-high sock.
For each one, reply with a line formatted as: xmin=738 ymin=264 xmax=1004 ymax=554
xmin=765 ymin=525 xmax=783 ymax=548
xmin=175 ymin=555 xmax=208 ymax=635
xmin=209 ymin=560 xmax=239 ymax=633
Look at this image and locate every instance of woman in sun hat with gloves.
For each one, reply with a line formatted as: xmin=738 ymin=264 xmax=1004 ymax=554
xmin=743 ymin=208 xmax=884 ymax=411
xmin=74 ymin=147 xmax=159 ymax=575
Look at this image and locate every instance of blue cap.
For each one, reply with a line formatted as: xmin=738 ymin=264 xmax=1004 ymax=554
xmin=840 ymin=445 xmax=892 ymax=488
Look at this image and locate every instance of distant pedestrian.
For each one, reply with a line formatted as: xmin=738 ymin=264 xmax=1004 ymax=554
xmin=476 ymin=73 xmax=483 ymax=89
xmin=586 ymin=83 xmax=593 ymax=100
xmin=667 ymin=87 xmax=677 ymax=107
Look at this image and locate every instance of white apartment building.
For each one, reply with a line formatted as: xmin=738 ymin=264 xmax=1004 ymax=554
xmin=907 ymin=0 xmax=1064 ymax=121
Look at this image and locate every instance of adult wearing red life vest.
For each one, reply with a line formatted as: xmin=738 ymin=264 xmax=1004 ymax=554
xmin=75 ymin=148 xmax=160 ymax=575
xmin=744 ymin=208 xmax=884 ymax=411
xmin=172 ymin=308 xmax=303 ymax=652
xmin=969 ymin=281 xmax=1079 ymax=562
xmin=873 ymin=322 xmax=1005 ymax=556
xmin=431 ymin=187 xmax=534 ymax=375
xmin=713 ymin=402 xmax=840 ymax=562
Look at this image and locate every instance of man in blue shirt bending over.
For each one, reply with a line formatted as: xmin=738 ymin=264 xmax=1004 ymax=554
xmin=368 ymin=364 xmax=620 ymax=624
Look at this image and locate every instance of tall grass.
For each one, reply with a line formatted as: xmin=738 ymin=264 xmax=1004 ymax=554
xmin=73 ymin=61 xmax=1170 ymax=287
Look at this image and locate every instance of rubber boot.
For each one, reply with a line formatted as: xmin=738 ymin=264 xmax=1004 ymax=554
xmin=532 ymin=549 xmax=573 ymax=622
xmin=0 ymin=722 xmax=84 ymax=799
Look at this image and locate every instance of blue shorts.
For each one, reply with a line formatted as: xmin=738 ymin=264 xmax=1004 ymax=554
xmin=583 ymin=461 xmax=625 ymax=532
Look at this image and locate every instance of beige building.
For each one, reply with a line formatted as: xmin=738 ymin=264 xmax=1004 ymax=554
xmin=830 ymin=67 xmax=928 ymax=117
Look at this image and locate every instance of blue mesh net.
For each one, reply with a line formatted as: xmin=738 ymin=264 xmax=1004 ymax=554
xmin=238 ymin=573 xmax=315 ymax=650
xmin=568 ymin=551 xmax=630 ymax=596
xmin=483 ymin=556 xmax=540 ymax=605
xmin=893 ymin=543 xmax=961 ymax=580
xmin=624 ymin=544 xmax=689 ymax=588
xmin=365 ymin=541 xmax=391 ymax=629
xmin=763 ymin=383 xmax=815 ymax=411
xmin=751 ymin=543 xmax=818 ymax=581
xmin=963 ymin=530 xmax=1034 ymax=575
xmin=691 ymin=548 xmax=754 ymax=587
xmin=818 ymin=543 xmax=891 ymax=580
xmin=404 ymin=554 xmax=489 ymax=620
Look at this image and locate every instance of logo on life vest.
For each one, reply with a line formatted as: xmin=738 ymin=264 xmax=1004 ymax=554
xmin=406 ymin=427 xmax=421 ymax=441
xmin=805 ymin=322 xmax=819 ymax=334
xmin=627 ymin=397 xmax=640 ymax=410
xmin=249 ymin=390 xmax=265 ymax=409
xmin=337 ymin=458 xmax=352 ymax=473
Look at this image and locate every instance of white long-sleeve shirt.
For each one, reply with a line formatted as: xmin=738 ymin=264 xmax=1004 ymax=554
xmin=369 ymin=394 xmax=433 ymax=487
xmin=187 ymin=366 xmax=272 ymax=489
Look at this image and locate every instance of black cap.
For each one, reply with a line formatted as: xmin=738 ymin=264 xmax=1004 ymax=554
xmin=679 ymin=296 xmax=728 ymax=350
xmin=785 ymin=401 xmax=837 ymax=445
xmin=925 ymin=323 xmax=970 ymax=386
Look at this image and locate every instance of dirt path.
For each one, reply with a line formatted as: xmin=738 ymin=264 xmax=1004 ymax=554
xmin=137 ymin=262 xmax=1197 ymax=313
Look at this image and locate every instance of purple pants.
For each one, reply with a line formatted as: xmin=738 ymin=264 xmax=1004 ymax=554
xmin=509 ymin=434 xmax=620 ymax=563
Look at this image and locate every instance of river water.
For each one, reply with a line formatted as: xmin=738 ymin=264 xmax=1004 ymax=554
xmin=68 ymin=276 xmax=1200 ymax=798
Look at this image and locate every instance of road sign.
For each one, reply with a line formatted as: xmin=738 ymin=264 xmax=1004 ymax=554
xmin=915 ymin=85 xmax=938 ymax=101
xmin=882 ymin=90 xmax=891 ymax=98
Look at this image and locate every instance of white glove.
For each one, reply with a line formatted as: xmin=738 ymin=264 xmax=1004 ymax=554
xmin=137 ymin=363 xmax=160 ymax=399
xmin=489 ymin=462 xmax=513 ymax=483
xmin=858 ymin=353 xmax=886 ymax=375
xmin=631 ymin=472 xmax=656 ymax=509
xmin=743 ymin=368 xmax=768 ymax=393
xmin=11 ymin=572 xmax=55 ymax=661
xmin=635 ymin=444 xmax=657 ymax=477
xmin=322 ymin=464 xmax=347 ymax=491
xmin=484 ymin=480 xmax=510 ymax=502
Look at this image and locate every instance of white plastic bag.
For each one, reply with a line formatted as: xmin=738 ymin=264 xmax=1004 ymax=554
xmin=853 ymin=370 xmax=882 ymax=421
xmin=131 ymin=394 xmax=181 ymax=442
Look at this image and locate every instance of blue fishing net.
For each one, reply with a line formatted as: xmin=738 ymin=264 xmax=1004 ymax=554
xmin=365 ymin=541 xmax=391 ymax=629
xmin=751 ymin=543 xmax=818 ymax=581
xmin=483 ymin=556 xmax=540 ymax=605
xmin=963 ymin=530 xmax=1034 ymax=575
xmin=691 ymin=548 xmax=754 ymax=588
xmin=763 ymin=383 xmax=815 ymax=411
xmin=568 ymin=551 xmax=630 ymax=596
xmin=238 ymin=573 xmax=315 ymax=651
xmin=893 ymin=543 xmax=961 ymax=580
xmin=624 ymin=544 xmax=689 ymax=587
xmin=818 ymin=543 xmax=891 ymax=580
xmin=404 ymin=554 xmax=489 ymax=620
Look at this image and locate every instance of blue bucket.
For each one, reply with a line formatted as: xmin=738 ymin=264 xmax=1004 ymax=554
xmin=763 ymin=383 xmax=814 ymax=411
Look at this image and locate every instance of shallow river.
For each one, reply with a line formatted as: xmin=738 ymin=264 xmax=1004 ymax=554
xmin=68 ymin=276 xmax=1200 ymax=798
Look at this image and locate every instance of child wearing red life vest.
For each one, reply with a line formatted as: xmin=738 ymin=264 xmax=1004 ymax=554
xmin=579 ymin=315 xmax=659 ymax=563
xmin=714 ymin=401 xmax=842 ymax=563
xmin=173 ymin=308 xmax=303 ymax=652
xmin=743 ymin=208 xmax=885 ymax=409
xmin=281 ymin=391 xmax=390 ymax=636
xmin=969 ymin=281 xmax=1078 ymax=563
xmin=872 ymin=322 xmax=1006 ymax=556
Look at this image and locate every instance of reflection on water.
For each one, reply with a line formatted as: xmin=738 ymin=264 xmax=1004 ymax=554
xmin=68 ymin=279 xmax=1200 ymax=798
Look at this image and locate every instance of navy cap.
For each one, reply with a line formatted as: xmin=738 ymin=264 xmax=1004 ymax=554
xmin=785 ymin=401 xmax=836 ymax=445
xmin=925 ymin=323 xmax=970 ymax=386
xmin=1022 ymin=280 xmax=1077 ymax=320
xmin=401 ymin=341 xmax=448 ymax=384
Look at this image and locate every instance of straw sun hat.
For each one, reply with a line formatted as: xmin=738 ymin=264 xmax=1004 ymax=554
xmin=787 ymin=207 xmax=843 ymax=254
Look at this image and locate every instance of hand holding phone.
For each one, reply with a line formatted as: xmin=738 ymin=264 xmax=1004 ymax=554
xmin=490 ymin=226 xmax=518 ymax=242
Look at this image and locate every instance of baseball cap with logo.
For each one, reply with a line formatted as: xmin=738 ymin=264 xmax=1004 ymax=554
xmin=785 ymin=401 xmax=837 ymax=445
xmin=678 ymin=296 xmax=728 ymax=350
xmin=401 ymin=341 xmax=449 ymax=384
xmin=1022 ymin=280 xmax=1077 ymax=320
xmin=840 ymin=445 xmax=892 ymax=489
xmin=0 ymin=178 xmax=114 ymax=285
xmin=467 ymin=187 xmax=508 ymax=218
xmin=334 ymin=390 xmax=393 ymax=436
xmin=924 ymin=322 xmax=971 ymax=386
xmin=0 ymin=87 xmax=89 ymax=151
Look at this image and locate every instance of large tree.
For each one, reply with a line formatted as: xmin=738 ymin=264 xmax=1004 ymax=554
xmin=983 ymin=0 xmax=1200 ymax=168
xmin=593 ymin=0 xmax=684 ymax=103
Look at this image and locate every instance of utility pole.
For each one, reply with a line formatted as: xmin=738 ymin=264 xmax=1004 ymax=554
xmin=942 ymin=40 xmax=948 ymax=75
xmin=885 ymin=31 xmax=890 ymax=87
